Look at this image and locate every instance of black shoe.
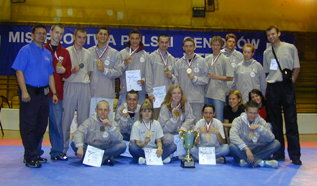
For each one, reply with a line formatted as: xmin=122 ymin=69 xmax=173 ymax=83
xmin=292 ymin=159 xmax=302 ymax=165
xmin=37 ymin=157 xmax=47 ymax=163
xmin=25 ymin=160 xmax=41 ymax=168
xmin=51 ymin=154 xmax=68 ymax=161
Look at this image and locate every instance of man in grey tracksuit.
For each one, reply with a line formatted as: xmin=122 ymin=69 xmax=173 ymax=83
xmin=62 ymin=28 xmax=93 ymax=155
xmin=89 ymin=28 xmax=122 ymax=119
xmin=72 ymin=100 xmax=126 ymax=165
xmin=146 ymin=34 xmax=177 ymax=119
xmin=174 ymin=37 xmax=208 ymax=122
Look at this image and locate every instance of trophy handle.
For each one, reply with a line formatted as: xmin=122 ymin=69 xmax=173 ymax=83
xmin=179 ymin=130 xmax=185 ymax=145
xmin=194 ymin=130 xmax=200 ymax=145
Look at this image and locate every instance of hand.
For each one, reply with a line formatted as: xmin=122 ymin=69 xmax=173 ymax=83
xmin=245 ymin=147 xmax=254 ymax=164
xmin=77 ymin=147 xmax=84 ymax=158
xmin=97 ymin=62 xmax=104 ymax=71
xmin=21 ymin=91 xmax=31 ymax=102
xmin=72 ymin=66 xmax=80 ymax=73
xmin=165 ymin=71 xmax=173 ymax=79
xmin=56 ymin=66 xmax=66 ymax=74
xmin=100 ymin=118 xmax=111 ymax=127
xmin=148 ymin=95 xmax=155 ymax=102
xmin=137 ymin=80 xmax=145 ymax=85
xmin=143 ymin=136 xmax=151 ymax=145
xmin=188 ymin=72 xmax=194 ymax=80
xmin=156 ymin=148 xmax=163 ymax=157
xmin=249 ymin=124 xmax=260 ymax=131
xmin=209 ymin=126 xmax=219 ymax=134
xmin=52 ymin=94 xmax=58 ymax=104
xmin=120 ymin=107 xmax=129 ymax=118
xmin=208 ymin=72 xmax=217 ymax=79
xmin=124 ymin=56 xmax=132 ymax=65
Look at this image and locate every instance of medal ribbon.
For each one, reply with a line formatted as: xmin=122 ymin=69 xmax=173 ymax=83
xmin=205 ymin=120 xmax=212 ymax=132
xmin=129 ymin=47 xmax=139 ymax=56
xmin=73 ymin=46 xmax=84 ymax=64
xmin=186 ymin=54 xmax=196 ymax=68
xmin=95 ymin=43 xmax=109 ymax=60
xmin=210 ymin=53 xmax=221 ymax=67
xmin=49 ymin=44 xmax=61 ymax=62
xmin=158 ymin=50 xmax=168 ymax=67
xmin=142 ymin=120 xmax=152 ymax=131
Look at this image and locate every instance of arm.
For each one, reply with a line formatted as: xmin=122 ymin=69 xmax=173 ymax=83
xmin=61 ymin=50 xmax=72 ymax=79
xmin=292 ymin=68 xmax=300 ymax=83
xmin=49 ymin=75 xmax=58 ymax=104
xmin=16 ymin=70 xmax=30 ymax=102
xmin=159 ymin=104 xmax=181 ymax=133
xmin=103 ymin=52 xmax=123 ymax=79
xmin=145 ymin=54 xmax=154 ymax=96
xmin=107 ymin=121 xmax=123 ymax=143
xmin=180 ymin=102 xmax=195 ymax=130
xmin=156 ymin=138 xmax=163 ymax=157
xmin=229 ymin=118 xmax=247 ymax=150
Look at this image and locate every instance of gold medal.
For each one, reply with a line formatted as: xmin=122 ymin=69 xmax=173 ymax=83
xmin=56 ymin=61 xmax=63 ymax=67
xmin=97 ymin=59 xmax=103 ymax=66
xmin=174 ymin=110 xmax=180 ymax=117
xmin=164 ymin=67 xmax=169 ymax=72
xmin=249 ymin=132 xmax=255 ymax=140
xmin=205 ymin=133 xmax=211 ymax=141
xmin=146 ymin=131 xmax=152 ymax=137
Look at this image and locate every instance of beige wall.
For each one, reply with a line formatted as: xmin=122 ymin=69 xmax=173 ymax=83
xmin=1 ymin=0 xmax=316 ymax=31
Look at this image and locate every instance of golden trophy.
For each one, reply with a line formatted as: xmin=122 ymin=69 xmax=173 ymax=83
xmin=179 ymin=130 xmax=199 ymax=168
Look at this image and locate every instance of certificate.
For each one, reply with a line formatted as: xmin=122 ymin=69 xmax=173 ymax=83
xmin=153 ymin=86 xmax=166 ymax=108
xmin=83 ymin=145 xmax=104 ymax=167
xmin=126 ymin=70 xmax=142 ymax=91
xmin=144 ymin=148 xmax=163 ymax=165
xmin=199 ymin=147 xmax=216 ymax=165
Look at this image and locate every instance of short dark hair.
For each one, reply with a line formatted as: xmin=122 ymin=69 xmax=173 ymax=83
xmin=32 ymin=24 xmax=47 ymax=34
xmin=266 ymin=25 xmax=280 ymax=33
xmin=126 ymin=90 xmax=139 ymax=100
xmin=129 ymin=29 xmax=141 ymax=37
xmin=97 ymin=28 xmax=110 ymax=35
xmin=158 ymin=34 xmax=169 ymax=41
xmin=245 ymin=101 xmax=260 ymax=111
xmin=202 ymin=104 xmax=215 ymax=113
xmin=225 ymin=33 xmax=237 ymax=41
xmin=182 ymin=37 xmax=195 ymax=46
xmin=74 ymin=28 xmax=87 ymax=36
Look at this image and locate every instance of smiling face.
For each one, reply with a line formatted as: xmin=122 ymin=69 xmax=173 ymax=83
xmin=129 ymin=33 xmax=141 ymax=49
xmin=182 ymin=40 xmax=196 ymax=56
xmin=171 ymin=87 xmax=182 ymax=103
xmin=126 ymin=93 xmax=138 ymax=111
xmin=203 ymin=106 xmax=215 ymax=123
xmin=32 ymin=27 xmax=47 ymax=46
xmin=96 ymin=29 xmax=109 ymax=45
xmin=266 ymin=28 xmax=281 ymax=45
xmin=141 ymin=109 xmax=152 ymax=121
xmin=250 ymin=92 xmax=262 ymax=105
xmin=229 ymin=94 xmax=240 ymax=109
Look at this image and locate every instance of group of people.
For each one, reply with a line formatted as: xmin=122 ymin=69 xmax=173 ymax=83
xmin=12 ymin=24 xmax=301 ymax=169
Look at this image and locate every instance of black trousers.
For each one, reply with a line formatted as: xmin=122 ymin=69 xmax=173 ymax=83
xmin=266 ymin=81 xmax=301 ymax=160
xmin=19 ymin=85 xmax=49 ymax=161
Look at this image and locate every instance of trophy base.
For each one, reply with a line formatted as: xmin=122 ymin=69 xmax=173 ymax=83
xmin=181 ymin=159 xmax=195 ymax=168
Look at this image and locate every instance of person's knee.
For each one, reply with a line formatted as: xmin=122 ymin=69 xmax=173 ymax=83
xmin=162 ymin=134 xmax=174 ymax=145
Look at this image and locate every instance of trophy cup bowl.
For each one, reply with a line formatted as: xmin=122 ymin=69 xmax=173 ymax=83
xmin=179 ymin=130 xmax=199 ymax=168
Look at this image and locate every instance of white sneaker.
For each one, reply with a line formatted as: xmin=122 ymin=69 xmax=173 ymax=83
xmin=264 ymin=160 xmax=278 ymax=168
xmin=239 ymin=159 xmax=248 ymax=167
xmin=163 ymin=157 xmax=171 ymax=164
xmin=138 ymin=157 xmax=146 ymax=165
